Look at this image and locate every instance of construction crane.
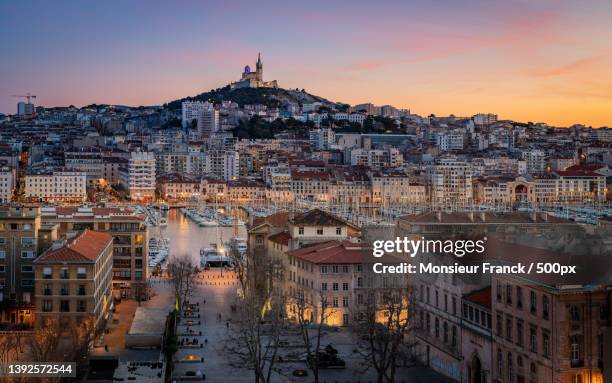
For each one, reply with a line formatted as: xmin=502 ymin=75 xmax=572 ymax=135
xmin=11 ymin=93 xmax=37 ymax=104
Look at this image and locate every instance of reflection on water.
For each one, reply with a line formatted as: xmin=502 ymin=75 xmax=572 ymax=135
xmin=153 ymin=209 xmax=248 ymax=265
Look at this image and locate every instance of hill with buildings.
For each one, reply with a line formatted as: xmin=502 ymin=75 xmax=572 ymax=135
xmin=164 ymin=85 xmax=345 ymax=111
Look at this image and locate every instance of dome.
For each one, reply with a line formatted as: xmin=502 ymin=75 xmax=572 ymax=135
xmin=244 ymin=65 xmax=251 ymax=73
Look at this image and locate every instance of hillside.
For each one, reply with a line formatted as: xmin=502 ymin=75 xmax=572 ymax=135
xmin=164 ymin=85 xmax=347 ymax=111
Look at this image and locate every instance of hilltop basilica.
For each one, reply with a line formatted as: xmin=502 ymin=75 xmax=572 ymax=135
xmin=230 ymin=53 xmax=278 ymax=89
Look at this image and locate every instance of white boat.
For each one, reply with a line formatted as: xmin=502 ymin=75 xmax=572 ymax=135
xmin=200 ymin=245 xmax=231 ymax=268
xmin=159 ymin=216 xmax=168 ymax=226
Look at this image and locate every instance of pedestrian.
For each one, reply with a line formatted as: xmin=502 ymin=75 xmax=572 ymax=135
xmin=205 ymin=338 xmax=208 ymax=346
xmin=226 ymin=321 xmax=229 ymax=329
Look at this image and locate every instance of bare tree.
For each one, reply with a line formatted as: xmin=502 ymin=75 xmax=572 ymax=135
xmin=167 ymin=254 xmax=197 ymax=310
xmin=225 ymin=255 xmax=285 ymax=383
xmin=354 ymin=283 xmax=417 ymax=383
xmin=293 ymin=289 xmax=335 ymax=383
xmin=68 ymin=316 xmax=98 ymax=368
xmin=28 ymin=317 xmax=63 ymax=363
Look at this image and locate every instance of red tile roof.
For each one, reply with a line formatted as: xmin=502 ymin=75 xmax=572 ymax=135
xmin=463 ymin=287 xmax=491 ymax=309
xmin=287 ymin=241 xmax=368 ymax=264
xmin=35 ymin=230 xmax=112 ymax=263
xmin=268 ymin=231 xmax=291 ymax=246
xmin=251 ymin=211 xmax=292 ymax=228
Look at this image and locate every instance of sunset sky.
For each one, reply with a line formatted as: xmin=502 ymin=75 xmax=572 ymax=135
xmin=1 ymin=0 xmax=611 ymax=126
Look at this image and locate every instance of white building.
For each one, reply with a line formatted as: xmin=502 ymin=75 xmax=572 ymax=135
xmin=0 ymin=168 xmax=15 ymax=202
xmin=204 ymin=150 xmax=239 ymax=181
xmin=436 ymin=132 xmax=464 ymax=151
xmin=119 ymin=151 xmax=156 ymax=201
xmin=17 ymin=102 xmax=35 ymax=116
xmin=182 ymin=101 xmax=212 ymax=128
xmin=25 ymin=170 xmax=87 ymax=202
xmin=522 ymin=150 xmax=546 ymax=174
xmin=349 ymin=147 xmax=403 ymax=168
xmin=430 ymin=157 xmax=473 ymax=207
xmin=197 ymin=108 xmax=219 ymax=138
xmin=472 ymin=113 xmax=498 ymax=125
xmin=309 ymin=128 xmax=336 ymax=150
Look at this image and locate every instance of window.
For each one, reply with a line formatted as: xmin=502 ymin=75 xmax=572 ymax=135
xmin=570 ymin=305 xmax=580 ymax=321
xmin=78 ymin=285 xmax=86 ymax=296
xmin=60 ymin=300 xmax=70 ymax=312
xmin=516 ymin=321 xmax=523 ymax=346
xmin=335 ymin=227 xmax=341 ymax=235
xmin=443 ymin=322 xmax=449 ymax=343
xmin=43 ymin=300 xmax=52 ymax=312
xmin=332 ymin=296 xmax=338 ymax=307
xmin=332 ymin=283 xmax=338 ymax=291
xmin=321 ymin=283 xmax=327 ymax=291
xmin=506 ymin=317 xmax=513 ymax=340
xmin=357 ymin=294 xmax=363 ymax=304
xmin=60 ymin=284 xmax=68 ymax=296
xmin=570 ymin=335 xmax=581 ymax=364
xmin=77 ymin=267 xmax=86 ymax=279
xmin=77 ymin=300 xmax=86 ymax=312
xmin=332 ymin=265 xmax=339 ymax=273
xmin=60 ymin=268 xmax=69 ymax=279
xmin=320 ymin=265 xmax=328 ymax=274
xmin=496 ymin=281 xmax=502 ymax=302
xmin=21 ymin=265 xmax=33 ymax=272
xmin=342 ymin=282 xmax=348 ymax=291
xmin=435 ymin=290 xmax=439 ymax=307
xmin=316 ymin=228 xmax=323 ymax=235
xmin=508 ymin=353 xmax=514 ymax=383
xmin=506 ymin=284 xmax=512 ymax=305
xmin=21 ymin=237 xmax=34 ymax=246
xmin=542 ymin=295 xmax=549 ymax=319
xmin=43 ymin=267 xmax=52 ymax=279
xmin=21 ymin=251 xmax=34 ymax=258
xmin=543 ymin=332 xmax=550 ymax=358
xmin=516 ymin=286 xmax=523 ymax=309
xmin=530 ymin=291 xmax=537 ymax=314
xmin=497 ymin=314 xmax=502 ymax=336
xmin=357 ymin=277 xmax=363 ymax=288
xmin=0 ymin=265 xmax=4 ymax=272
xmin=530 ymin=328 xmax=537 ymax=353
xmin=0 ymin=250 xmax=5 ymax=259
xmin=0 ymin=238 xmax=5 ymax=245
xmin=451 ymin=326 xmax=457 ymax=348
xmin=342 ymin=296 xmax=349 ymax=307
xmin=497 ymin=349 xmax=503 ymax=376
xmin=298 ymin=227 xmax=304 ymax=235
xmin=435 ymin=318 xmax=440 ymax=338
xmin=342 ymin=265 xmax=349 ymax=273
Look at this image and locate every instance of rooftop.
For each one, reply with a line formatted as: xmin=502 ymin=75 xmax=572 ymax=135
xmin=35 ymin=229 xmax=112 ymax=263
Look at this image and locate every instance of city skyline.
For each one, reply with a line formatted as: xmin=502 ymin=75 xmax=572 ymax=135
xmin=1 ymin=0 xmax=612 ymax=127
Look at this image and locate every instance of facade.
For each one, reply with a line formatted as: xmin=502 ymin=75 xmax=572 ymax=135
xmin=197 ymin=108 xmax=219 ymax=138
xmin=33 ymin=230 xmax=113 ymax=326
xmin=0 ymin=167 xmax=15 ymax=202
xmin=24 ymin=170 xmax=87 ymax=202
xmin=309 ymin=128 xmax=336 ymax=150
xmin=204 ymin=150 xmax=239 ymax=181
xmin=119 ymin=151 xmax=156 ymax=201
xmin=430 ymin=157 xmax=474 ymax=207
xmin=40 ymin=206 xmax=148 ymax=296
xmin=0 ymin=205 xmax=57 ymax=325
xmin=182 ymin=101 xmax=211 ymax=128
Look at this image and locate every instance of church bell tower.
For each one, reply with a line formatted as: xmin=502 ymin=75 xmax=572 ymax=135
xmin=256 ymin=52 xmax=263 ymax=82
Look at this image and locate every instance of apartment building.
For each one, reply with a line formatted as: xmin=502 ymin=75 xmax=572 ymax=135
xmin=430 ymin=157 xmax=473 ymax=207
xmin=290 ymin=170 xmax=330 ymax=201
xmin=119 ymin=151 xmax=156 ymax=202
xmin=158 ymin=173 xmax=201 ymax=200
xmin=33 ymin=230 xmax=113 ymax=326
xmin=370 ymin=171 xmax=427 ymax=205
xmin=0 ymin=205 xmax=58 ymax=325
xmin=309 ymin=128 xmax=336 ymax=150
xmin=40 ymin=206 xmax=148 ymax=297
xmin=522 ymin=150 xmax=546 ymax=174
xmin=490 ymin=241 xmax=610 ymax=383
xmin=0 ymin=167 xmax=15 ymax=202
xmin=25 ymin=170 xmax=87 ymax=202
